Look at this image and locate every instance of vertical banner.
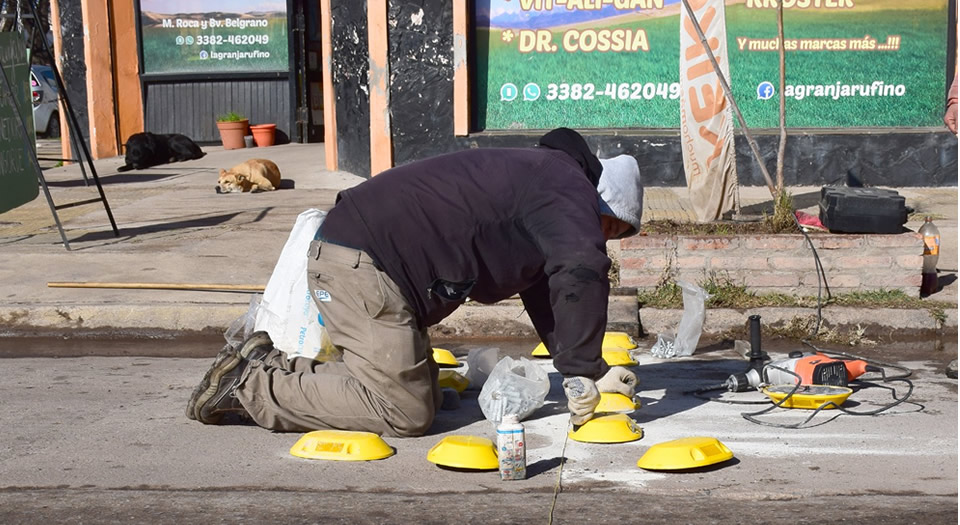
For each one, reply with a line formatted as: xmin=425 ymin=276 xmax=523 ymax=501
xmin=680 ymin=0 xmax=737 ymax=222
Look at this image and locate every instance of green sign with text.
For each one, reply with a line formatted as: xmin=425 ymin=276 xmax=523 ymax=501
xmin=138 ymin=0 xmax=289 ymax=74
xmin=0 ymin=33 xmax=37 ymax=215
xmin=474 ymin=0 xmax=949 ymax=130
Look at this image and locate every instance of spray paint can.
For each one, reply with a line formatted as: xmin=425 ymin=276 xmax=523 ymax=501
xmin=497 ymin=414 xmax=526 ymax=480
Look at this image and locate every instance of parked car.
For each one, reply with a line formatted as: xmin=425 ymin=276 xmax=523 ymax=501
xmin=31 ymin=64 xmax=59 ymax=138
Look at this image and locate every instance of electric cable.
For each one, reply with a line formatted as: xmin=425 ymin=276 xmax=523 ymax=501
xmin=684 ymin=355 xmax=918 ymax=428
xmin=739 ymin=362 xmax=918 ymax=428
xmin=742 ymin=377 xmax=917 ymax=428
xmin=790 ymin=211 xmax=832 ymax=337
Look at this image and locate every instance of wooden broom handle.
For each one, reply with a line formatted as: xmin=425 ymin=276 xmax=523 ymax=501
xmin=47 ymin=282 xmax=265 ymax=292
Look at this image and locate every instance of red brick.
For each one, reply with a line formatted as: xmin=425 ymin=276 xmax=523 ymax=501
xmin=680 ymin=236 xmax=736 ymax=251
xmin=832 ymin=256 xmax=893 ymax=268
xmin=743 ymin=272 xmax=799 ymax=287
xmin=621 ymin=235 xmax=674 ymax=250
xmin=677 ymin=256 xmax=708 ymax=268
xmin=864 ymin=233 xmax=923 ymax=248
xmin=812 ymin=236 xmax=864 ymax=250
xmin=894 ymin=255 xmax=923 ymax=269
xmin=768 ymin=256 xmax=814 ymax=270
xmin=619 ymin=272 xmax=665 ymax=288
xmin=620 ymin=256 xmax=670 ymax=270
xmin=862 ymin=273 xmax=922 ymax=288
xmin=741 ymin=236 xmax=806 ymax=250
xmin=802 ymin=273 xmax=860 ymax=288
xmin=710 ymin=256 xmax=770 ymax=270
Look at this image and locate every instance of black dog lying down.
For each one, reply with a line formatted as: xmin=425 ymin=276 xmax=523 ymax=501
xmin=117 ymin=132 xmax=205 ymax=171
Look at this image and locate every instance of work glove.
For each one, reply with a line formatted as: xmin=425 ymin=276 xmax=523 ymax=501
xmin=562 ymin=376 xmax=601 ymax=426
xmin=596 ymin=366 xmax=638 ymax=398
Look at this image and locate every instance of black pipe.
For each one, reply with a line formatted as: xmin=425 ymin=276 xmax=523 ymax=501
xmin=749 ymin=315 xmax=762 ymax=357
xmin=746 ymin=314 xmax=768 ymax=374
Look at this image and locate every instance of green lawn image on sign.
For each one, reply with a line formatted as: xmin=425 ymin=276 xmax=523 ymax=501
xmin=474 ymin=0 xmax=948 ymax=130
xmin=139 ymin=0 xmax=289 ymax=75
xmin=0 ymin=33 xmax=38 ymax=215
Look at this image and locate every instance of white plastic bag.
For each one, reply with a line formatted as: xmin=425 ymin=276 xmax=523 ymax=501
xmin=464 ymin=347 xmax=499 ymax=391
xmin=652 ymin=279 xmax=710 ymax=358
xmin=478 ymin=356 xmax=550 ymax=424
xmin=675 ymin=279 xmax=710 ymax=356
xmin=254 ymin=208 xmax=340 ymax=361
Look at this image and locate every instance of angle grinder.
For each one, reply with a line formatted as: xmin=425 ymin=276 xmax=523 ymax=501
xmin=723 ymin=315 xmax=879 ymax=392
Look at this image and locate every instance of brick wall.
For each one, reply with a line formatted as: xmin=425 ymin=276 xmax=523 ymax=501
xmin=619 ymin=232 xmax=924 ymax=297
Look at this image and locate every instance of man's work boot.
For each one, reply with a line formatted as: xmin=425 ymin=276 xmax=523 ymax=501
xmin=185 ymin=342 xmax=236 ymax=420
xmin=188 ymin=345 xmax=251 ymax=424
xmin=239 ymin=330 xmax=274 ymax=362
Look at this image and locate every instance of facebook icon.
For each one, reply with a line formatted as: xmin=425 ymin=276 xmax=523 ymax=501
xmin=757 ymin=81 xmax=775 ymax=100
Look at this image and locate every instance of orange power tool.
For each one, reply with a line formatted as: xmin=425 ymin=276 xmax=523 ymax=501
xmin=725 ymin=351 xmax=880 ymax=392
xmin=762 ymin=351 xmax=878 ymax=387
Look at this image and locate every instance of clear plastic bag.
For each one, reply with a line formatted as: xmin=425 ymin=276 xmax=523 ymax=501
xmin=464 ymin=346 xmax=499 ymax=391
xmin=478 ymin=356 xmax=550 ymax=425
xmin=224 ymin=294 xmax=261 ymax=348
xmin=651 ymin=280 xmax=710 ymax=358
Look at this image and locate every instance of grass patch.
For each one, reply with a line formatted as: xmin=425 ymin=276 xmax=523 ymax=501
xmin=641 ymin=191 xmax=798 ymax=235
xmin=769 ymin=190 xmax=797 ymax=233
xmin=907 ymin=211 xmax=946 ymax=222
xmin=638 ymin=271 xmax=795 ymax=309
xmin=639 ymin=276 xmax=953 ymax=313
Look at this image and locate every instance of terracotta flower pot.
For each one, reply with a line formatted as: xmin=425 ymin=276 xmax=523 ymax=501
xmin=216 ymin=119 xmax=249 ymax=150
xmin=250 ymin=124 xmax=276 ymax=147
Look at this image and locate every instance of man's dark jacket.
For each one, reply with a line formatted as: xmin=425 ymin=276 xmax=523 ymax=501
xmin=320 ymin=146 xmax=611 ymax=380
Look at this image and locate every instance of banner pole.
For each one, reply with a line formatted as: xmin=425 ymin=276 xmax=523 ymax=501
xmin=680 ymin=0 xmax=776 ymax=197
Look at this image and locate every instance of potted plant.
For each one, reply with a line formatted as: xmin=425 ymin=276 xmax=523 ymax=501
xmin=250 ymin=123 xmax=276 ymax=147
xmin=216 ymin=111 xmax=249 ymax=150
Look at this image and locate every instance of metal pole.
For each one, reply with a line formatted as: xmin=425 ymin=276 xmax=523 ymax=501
xmin=776 ymin=0 xmax=787 ymax=193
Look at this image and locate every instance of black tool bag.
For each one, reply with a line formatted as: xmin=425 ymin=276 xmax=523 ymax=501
xmin=818 ymin=186 xmax=907 ymax=234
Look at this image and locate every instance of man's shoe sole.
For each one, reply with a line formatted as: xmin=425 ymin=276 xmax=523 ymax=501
xmin=185 ymin=345 xmax=236 ymax=420
xmin=188 ymin=350 xmax=243 ymax=422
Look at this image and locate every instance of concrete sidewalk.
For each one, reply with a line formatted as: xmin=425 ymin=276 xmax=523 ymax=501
xmin=0 ymin=142 xmax=956 ymax=341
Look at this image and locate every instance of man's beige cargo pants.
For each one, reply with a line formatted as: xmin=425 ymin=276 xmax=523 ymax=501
xmin=235 ymin=239 xmax=441 ymax=437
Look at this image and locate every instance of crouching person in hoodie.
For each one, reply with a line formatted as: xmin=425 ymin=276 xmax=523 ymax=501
xmin=186 ymin=128 xmax=645 ymax=437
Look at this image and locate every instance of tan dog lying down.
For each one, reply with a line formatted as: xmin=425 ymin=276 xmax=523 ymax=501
xmin=218 ymin=159 xmax=282 ymax=193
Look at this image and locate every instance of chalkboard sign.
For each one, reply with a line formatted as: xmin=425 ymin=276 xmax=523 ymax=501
xmin=0 ymin=33 xmax=37 ymax=215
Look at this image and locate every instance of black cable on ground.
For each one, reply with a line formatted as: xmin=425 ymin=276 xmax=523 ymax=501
xmin=684 ymin=358 xmax=920 ymax=428
xmin=741 ymin=377 xmax=917 ymax=429
xmin=685 ymin=383 xmax=771 ymax=405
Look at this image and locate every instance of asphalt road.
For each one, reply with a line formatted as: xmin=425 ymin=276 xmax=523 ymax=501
xmin=0 ymin=336 xmax=955 ymax=524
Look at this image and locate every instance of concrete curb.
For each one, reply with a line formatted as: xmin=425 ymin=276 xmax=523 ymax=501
xmin=1 ymin=302 xmax=955 ymax=341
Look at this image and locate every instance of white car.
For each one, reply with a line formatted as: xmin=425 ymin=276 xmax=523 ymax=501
xmin=31 ymin=65 xmax=59 ymax=137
